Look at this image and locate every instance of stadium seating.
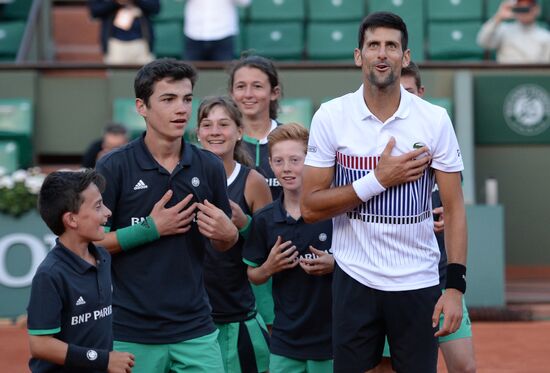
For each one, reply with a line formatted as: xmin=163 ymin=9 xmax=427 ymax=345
xmin=427 ymin=21 xmax=484 ymax=60
xmin=308 ymin=0 xmax=365 ymax=21
xmin=0 ymin=0 xmax=33 ymax=21
xmin=244 ymin=22 xmax=304 ymax=59
xmin=0 ymin=140 xmax=19 ymax=173
xmin=153 ymin=21 xmax=184 ymax=59
xmin=368 ymin=0 xmax=426 ymax=61
xmin=427 ymin=0 xmax=483 ymax=21
xmin=306 ymin=22 xmax=356 ymax=60
xmin=113 ymin=97 xmax=200 ymax=145
xmin=0 ymin=21 xmax=26 ymax=61
xmin=0 ymin=99 xmax=33 ymax=168
xmin=249 ymin=0 xmax=305 ymax=22
xmin=278 ymin=98 xmax=314 ymax=128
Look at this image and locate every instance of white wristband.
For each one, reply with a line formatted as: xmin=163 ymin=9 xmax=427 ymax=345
xmin=352 ymin=172 xmax=386 ymax=202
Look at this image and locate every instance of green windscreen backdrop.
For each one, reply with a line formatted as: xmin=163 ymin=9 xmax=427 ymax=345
xmin=475 ymin=76 xmax=550 ymax=144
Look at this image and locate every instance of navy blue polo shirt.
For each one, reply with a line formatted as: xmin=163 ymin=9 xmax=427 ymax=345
xmin=204 ymin=164 xmax=256 ymax=323
xmin=96 ymin=135 xmax=232 ymax=344
xmin=242 ymin=196 xmax=333 ymax=360
xmin=432 ymin=189 xmax=448 ymax=288
xmin=27 ymin=241 xmax=113 ymax=373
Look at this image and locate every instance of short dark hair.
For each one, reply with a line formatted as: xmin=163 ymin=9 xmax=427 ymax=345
xmin=38 ymin=169 xmax=106 ymax=236
xmin=103 ymin=122 xmax=128 ymax=136
xmin=197 ymin=96 xmax=254 ymax=167
xmin=358 ymin=11 xmax=408 ymax=51
xmin=135 ymin=58 xmax=198 ymax=107
xmin=227 ymin=54 xmax=282 ymax=120
xmin=401 ymin=61 xmax=422 ymax=90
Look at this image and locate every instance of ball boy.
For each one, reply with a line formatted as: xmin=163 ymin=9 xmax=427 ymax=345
xmin=27 ymin=169 xmax=134 ymax=372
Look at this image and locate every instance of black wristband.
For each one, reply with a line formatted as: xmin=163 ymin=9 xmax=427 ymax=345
xmin=65 ymin=344 xmax=109 ymax=371
xmin=446 ymin=263 xmax=467 ymax=294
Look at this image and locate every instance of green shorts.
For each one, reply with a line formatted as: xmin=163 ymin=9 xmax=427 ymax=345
xmin=114 ymin=330 xmax=223 ymax=373
xmin=251 ymin=278 xmax=274 ymax=325
xmin=215 ymin=312 xmax=270 ymax=373
xmin=269 ymin=353 xmax=333 ymax=373
xmin=382 ymin=293 xmax=473 ymax=357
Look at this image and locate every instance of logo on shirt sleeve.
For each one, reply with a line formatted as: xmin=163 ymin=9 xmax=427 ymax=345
xmin=86 ymin=350 xmax=98 ymax=361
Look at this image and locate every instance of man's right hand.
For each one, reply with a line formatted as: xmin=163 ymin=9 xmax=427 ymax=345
xmin=374 ymin=137 xmax=431 ymax=188
xmin=150 ymin=191 xmax=197 ymax=236
xmin=108 ymin=351 xmax=134 ymax=373
xmin=495 ymin=0 xmax=516 ymax=22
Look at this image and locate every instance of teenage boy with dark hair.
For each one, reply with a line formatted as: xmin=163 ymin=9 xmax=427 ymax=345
xmin=243 ymin=123 xmax=334 ymax=373
xmin=302 ymin=12 xmax=467 ymax=373
xmin=95 ymin=58 xmax=239 ymax=373
xmin=28 ymin=169 xmax=135 ymax=372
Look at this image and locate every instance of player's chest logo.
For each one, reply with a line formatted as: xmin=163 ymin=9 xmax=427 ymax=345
xmin=133 ymin=179 xmax=148 ymax=191
xmin=191 ymin=177 xmax=200 ymax=187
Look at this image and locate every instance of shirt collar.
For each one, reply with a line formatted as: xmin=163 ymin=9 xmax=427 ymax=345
xmin=272 ymin=195 xmax=287 ymax=223
xmin=53 ymin=240 xmax=103 ymax=274
xmin=271 ymin=194 xmax=301 ymax=224
xmin=354 ymin=84 xmax=411 ymax=122
xmin=135 ymin=133 xmax=193 ymax=170
xmin=242 ymin=119 xmax=278 ymax=145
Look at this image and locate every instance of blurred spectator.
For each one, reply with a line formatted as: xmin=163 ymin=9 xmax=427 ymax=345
xmin=477 ymin=0 xmax=550 ymax=63
xmin=82 ymin=122 xmax=129 ymax=168
xmin=88 ymin=0 xmax=159 ymax=64
xmin=183 ymin=0 xmax=251 ymax=61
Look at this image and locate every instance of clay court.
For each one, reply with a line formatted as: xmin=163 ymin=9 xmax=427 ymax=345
xmin=2 ymin=320 xmax=550 ymax=372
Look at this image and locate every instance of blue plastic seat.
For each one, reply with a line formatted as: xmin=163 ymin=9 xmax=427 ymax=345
xmin=244 ymin=22 xmax=304 ymax=59
xmin=308 ymin=0 xmax=365 ymax=21
xmin=428 ymin=21 xmax=484 ymax=60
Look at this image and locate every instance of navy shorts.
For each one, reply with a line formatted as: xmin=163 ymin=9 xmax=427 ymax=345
xmin=332 ymin=263 xmax=440 ymax=373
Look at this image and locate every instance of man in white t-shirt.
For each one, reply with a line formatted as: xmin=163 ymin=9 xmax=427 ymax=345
xmin=301 ymin=12 xmax=468 ymax=373
xmin=183 ymin=0 xmax=251 ymax=61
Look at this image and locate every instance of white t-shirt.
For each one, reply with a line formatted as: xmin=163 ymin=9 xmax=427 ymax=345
xmin=184 ymin=0 xmax=250 ymax=41
xmin=305 ymin=85 xmax=464 ymax=291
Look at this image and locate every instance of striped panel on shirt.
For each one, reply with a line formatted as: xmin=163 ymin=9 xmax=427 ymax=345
xmin=336 ymin=151 xmax=434 ymax=221
xmin=333 ymin=151 xmax=438 ymax=277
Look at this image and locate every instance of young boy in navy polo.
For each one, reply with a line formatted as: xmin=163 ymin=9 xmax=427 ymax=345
xmin=27 ymin=169 xmax=135 ymax=373
xmin=243 ymin=123 xmax=334 ymax=373
xmin=95 ymin=59 xmax=238 ymax=373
